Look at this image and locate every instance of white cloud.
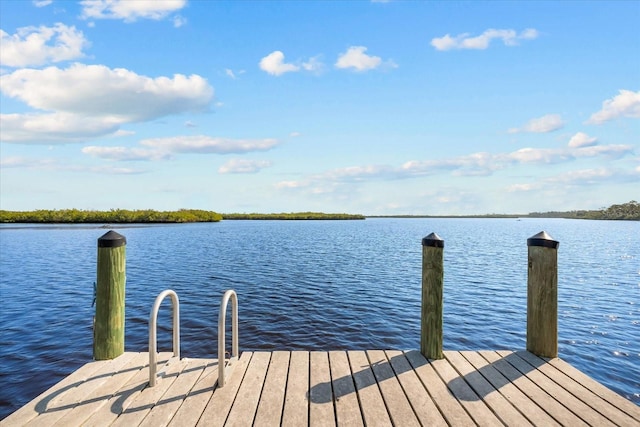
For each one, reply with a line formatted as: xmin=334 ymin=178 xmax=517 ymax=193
xmin=431 ymin=28 xmax=539 ymax=51
xmin=302 ymin=55 xmax=324 ymax=73
xmin=335 ymin=46 xmax=390 ymax=72
xmin=508 ymin=114 xmax=564 ymax=133
xmin=80 ymin=0 xmax=187 ymax=22
xmin=259 ymin=51 xmax=300 ymax=76
xmin=173 ymin=15 xmax=187 ymax=28
xmin=0 ymin=64 xmax=214 ymax=143
xmin=568 ymin=132 xmax=597 ymax=148
xmin=218 ymin=159 xmax=272 ymax=174
xmin=0 ymin=24 xmax=89 ymax=67
xmin=586 ymin=89 xmax=640 ymax=124
xmin=140 ymin=135 xmax=280 ymax=154
xmin=33 ymin=0 xmax=53 ymax=7
xmin=82 ymin=146 xmax=172 ymax=161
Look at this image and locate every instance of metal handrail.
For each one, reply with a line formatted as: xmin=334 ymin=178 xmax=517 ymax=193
xmin=218 ymin=289 xmax=238 ymax=387
xmin=149 ymin=289 xmax=180 ymax=387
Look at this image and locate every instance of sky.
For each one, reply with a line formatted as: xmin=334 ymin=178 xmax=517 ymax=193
xmin=0 ymin=1 xmax=638 ymax=215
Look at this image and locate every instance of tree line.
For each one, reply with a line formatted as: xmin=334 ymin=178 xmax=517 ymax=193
xmin=0 ymin=209 xmax=223 ymax=223
xmin=528 ymin=201 xmax=639 ymax=220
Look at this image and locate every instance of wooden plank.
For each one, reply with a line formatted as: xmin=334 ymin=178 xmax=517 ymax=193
xmin=309 ymin=351 xmax=335 ymax=427
xmin=224 ymin=351 xmax=271 ymax=427
xmin=138 ymin=358 xmax=209 ymax=427
xmin=404 ymin=350 xmax=475 ymax=427
xmin=25 ymin=352 xmax=138 ymax=426
xmin=347 ymin=350 xmax=392 ymax=427
xmin=281 ymin=351 xmax=309 ymax=427
xmin=328 ymin=351 xmax=363 ymax=427
xmin=167 ymin=360 xmax=219 ymax=427
xmin=196 ymin=351 xmax=252 ymax=427
xmin=481 ymin=350 xmax=588 ymax=426
xmin=367 ymin=350 xmax=420 ymax=427
xmin=446 ymin=351 xmax=533 ymax=426
xmin=51 ymin=352 xmax=149 ymax=426
xmin=110 ymin=356 xmax=187 ymax=427
xmin=253 ymin=351 xmax=290 ymax=426
xmin=461 ymin=351 xmax=561 ymax=426
xmin=1 ymin=358 xmax=106 ymax=426
xmin=430 ymin=353 xmax=503 ymax=426
xmin=517 ymin=350 xmax=640 ymax=426
xmin=547 ymin=357 xmax=640 ymax=420
xmin=385 ymin=350 xmax=447 ymax=427
xmin=82 ymin=352 xmax=174 ymax=427
xmin=498 ymin=350 xmax=616 ymax=426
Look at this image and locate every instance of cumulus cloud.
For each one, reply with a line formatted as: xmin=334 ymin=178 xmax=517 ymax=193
xmin=586 ymin=90 xmax=640 ymax=124
xmin=218 ymin=159 xmax=273 ymax=174
xmin=259 ymin=51 xmax=300 ymax=76
xmin=0 ymin=24 xmax=89 ymax=67
xmin=568 ymin=132 xmax=597 ymax=148
xmin=80 ymin=0 xmax=187 ymax=22
xmin=33 ymin=0 xmax=53 ymax=7
xmin=140 ymin=135 xmax=279 ymax=154
xmin=335 ymin=46 xmax=396 ymax=72
xmin=0 ymin=64 xmax=214 ymax=143
xmin=173 ymin=15 xmax=187 ymax=28
xmin=431 ymin=28 xmax=539 ymax=51
xmin=82 ymin=145 xmax=172 ymax=161
xmin=508 ymin=114 xmax=564 ymax=133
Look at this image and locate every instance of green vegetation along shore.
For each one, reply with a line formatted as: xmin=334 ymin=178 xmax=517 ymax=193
xmin=0 ymin=201 xmax=636 ymax=223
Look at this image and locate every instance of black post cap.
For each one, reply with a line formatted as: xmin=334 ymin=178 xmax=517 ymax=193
xmin=422 ymin=232 xmax=444 ymax=248
xmin=98 ymin=230 xmax=127 ymax=248
xmin=527 ymin=231 xmax=559 ymax=249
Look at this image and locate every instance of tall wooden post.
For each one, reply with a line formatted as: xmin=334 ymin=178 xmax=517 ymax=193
xmin=421 ymin=232 xmax=444 ymax=360
xmin=94 ymin=230 xmax=126 ymax=360
xmin=527 ymin=231 xmax=559 ymax=358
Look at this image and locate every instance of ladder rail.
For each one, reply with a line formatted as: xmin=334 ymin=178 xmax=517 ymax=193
xmin=218 ymin=289 xmax=238 ymax=387
xmin=149 ymin=289 xmax=180 ymax=387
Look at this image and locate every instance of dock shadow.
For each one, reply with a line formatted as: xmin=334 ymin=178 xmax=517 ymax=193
xmin=308 ymin=349 xmax=546 ymax=404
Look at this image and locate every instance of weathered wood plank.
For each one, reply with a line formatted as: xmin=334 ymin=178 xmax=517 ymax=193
xmin=81 ymin=352 xmax=173 ymax=427
xmin=281 ymin=351 xmax=309 ymax=427
xmin=224 ymin=351 xmax=271 ymax=427
xmin=253 ymin=351 xmax=290 ymax=426
xmin=481 ymin=350 xmax=588 ymax=427
xmin=1 ymin=358 xmax=106 ymax=426
xmin=547 ymin=357 xmax=640 ymax=420
xmin=138 ymin=358 xmax=209 ymax=427
xmin=517 ymin=350 xmax=640 ymax=426
xmin=196 ymin=351 xmax=252 ymax=427
xmin=447 ymin=350 xmax=534 ymax=426
xmin=385 ymin=350 xmax=447 ymax=427
xmin=367 ymin=350 xmax=420 ymax=427
xmin=26 ymin=352 xmax=138 ymax=426
xmin=404 ymin=350 xmax=475 ymax=427
xmin=109 ymin=356 xmax=186 ymax=427
xmin=166 ymin=360 xmax=219 ymax=427
xmin=309 ymin=351 xmax=335 ymax=427
xmin=498 ymin=350 xmax=617 ymax=426
xmin=348 ymin=350 xmax=392 ymax=427
xmin=431 ymin=353 xmax=503 ymax=426
xmin=51 ymin=352 xmax=149 ymax=426
xmin=328 ymin=351 xmax=363 ymax=427
xmin=461 ymin=350 xmax=560 ymax=426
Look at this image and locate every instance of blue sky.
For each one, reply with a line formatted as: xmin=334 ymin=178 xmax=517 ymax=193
xmin=1 ymin=1 xmax=638 ymax=215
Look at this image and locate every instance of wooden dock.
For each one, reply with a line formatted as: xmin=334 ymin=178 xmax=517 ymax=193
xmin=2 ymin=349 xmax=638 ymax=426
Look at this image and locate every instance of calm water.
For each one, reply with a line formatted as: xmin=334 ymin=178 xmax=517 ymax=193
xmin=0 ymin=218 xmax=638 ymax=418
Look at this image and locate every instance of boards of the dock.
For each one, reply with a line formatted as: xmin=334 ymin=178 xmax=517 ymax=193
xmin=1 ymin=350 xmax=638 ymax=426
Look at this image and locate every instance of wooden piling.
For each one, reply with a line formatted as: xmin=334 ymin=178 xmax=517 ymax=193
xmin=93 ymin=230 xmax=126 ymax=360
xmin=421 ymin=232 xmax=444 ymax=360
xmin=526 ymin=231 xmax=559 ymax=358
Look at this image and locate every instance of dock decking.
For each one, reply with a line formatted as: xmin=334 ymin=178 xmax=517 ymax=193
xmin=2 ymin=349 xmax=638 ymax=426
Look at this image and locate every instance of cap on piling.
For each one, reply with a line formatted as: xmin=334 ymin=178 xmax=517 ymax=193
xmin=98 ymin=230 xmax=127 ymax=248
xmin=422 ymin=232 xmax=444 ymax=248
xmin=527 ymin=231 xmax=559 ymax=249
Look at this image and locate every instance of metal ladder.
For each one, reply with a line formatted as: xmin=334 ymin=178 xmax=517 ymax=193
xmin=148 ymin=289 xmax=238 ymax=387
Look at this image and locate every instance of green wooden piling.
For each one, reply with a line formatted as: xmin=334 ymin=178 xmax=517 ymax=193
xmin=527 ymin=231 xmax=559 ymax=358
xmin=421 ymin=232 xmax=444 ymax=360
xmin=93 ymin=230 xmax=126 ymax=360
